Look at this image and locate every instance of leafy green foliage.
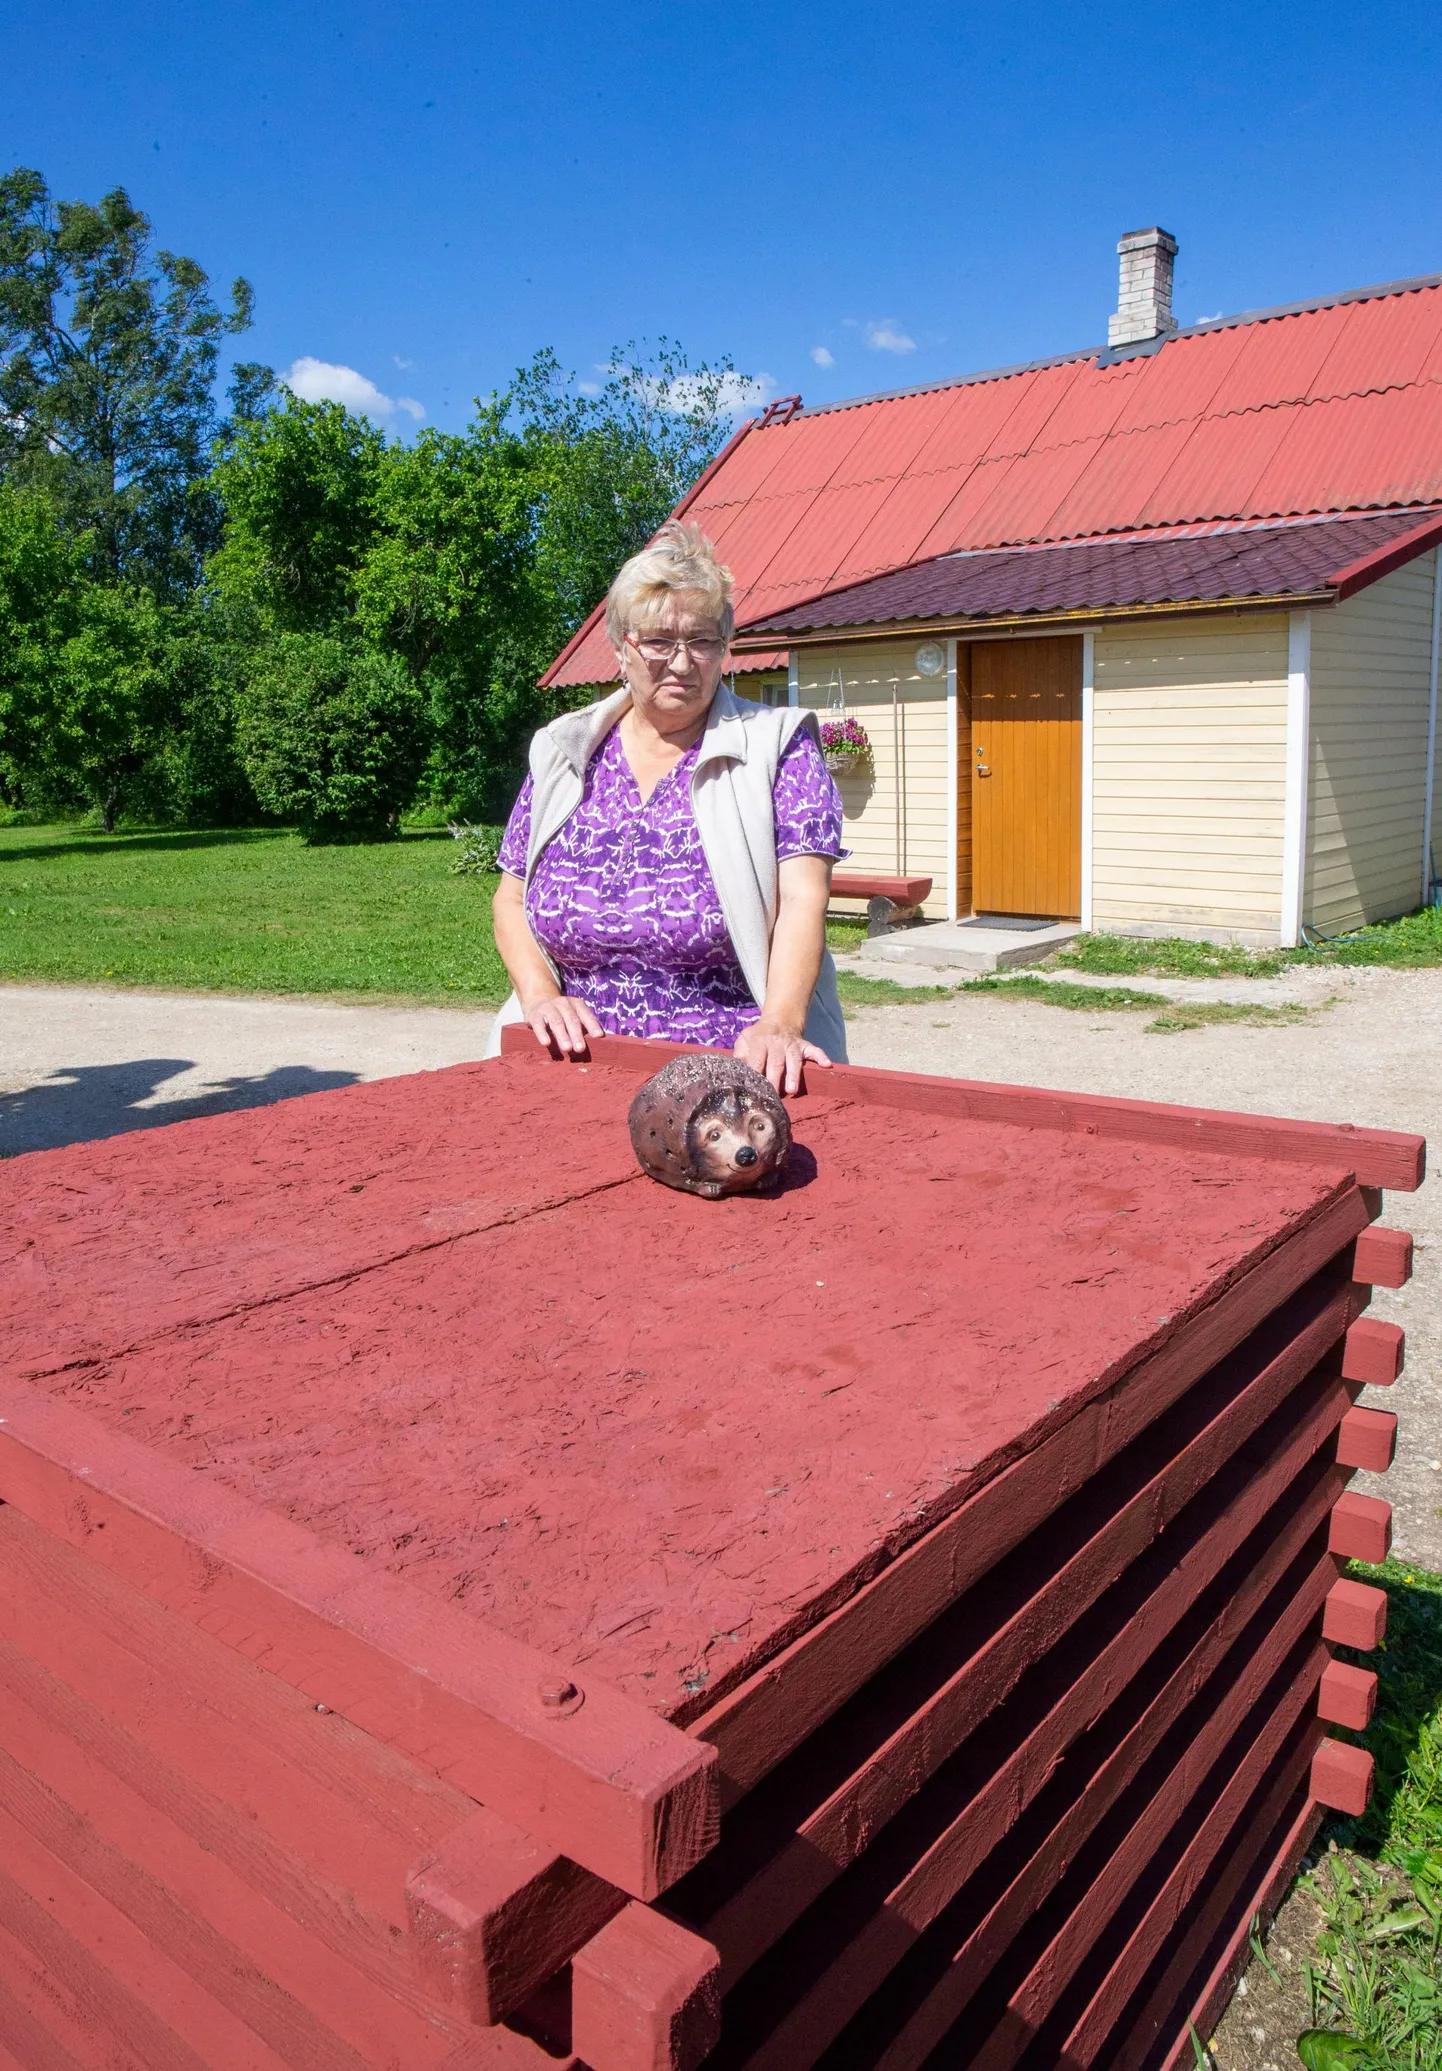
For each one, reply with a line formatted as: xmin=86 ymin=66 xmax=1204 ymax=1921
xmin=447 ymin=822 xmax=505 ymax=875
xmin=235 ymin=634 xmax=428 ymax=843
xmin=1301 ymin=1852 xmax=1441 ymax=2069
xmin=1317 ymin=907 xmax=1442 ymax=967
xmin=209 ymin=398 xmax=387 ymax=630
xmin=0 ymin=166 xmax=267 ymax=595
xmin=1298 ymin=2028 xmax=1378 ymax=2070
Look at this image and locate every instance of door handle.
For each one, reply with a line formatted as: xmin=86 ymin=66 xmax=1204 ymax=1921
xmin=976 ymin=764 xmax=992 ymax=777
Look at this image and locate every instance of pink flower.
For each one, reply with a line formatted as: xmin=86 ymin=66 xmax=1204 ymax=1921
xmin=820 ymin=717 xmax=871 ymax=755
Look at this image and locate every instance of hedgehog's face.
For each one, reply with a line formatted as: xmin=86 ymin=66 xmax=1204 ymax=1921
xmin=685 ymin=1087 xmax=783 ymax=1188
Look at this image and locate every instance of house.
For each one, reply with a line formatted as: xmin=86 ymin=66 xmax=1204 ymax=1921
xmin=541 ymin=232 xmax=1442 ymax=947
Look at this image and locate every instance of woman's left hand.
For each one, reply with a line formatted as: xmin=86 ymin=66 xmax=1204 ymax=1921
xmin=734 ymin=1023 xmax=832 ymax=1097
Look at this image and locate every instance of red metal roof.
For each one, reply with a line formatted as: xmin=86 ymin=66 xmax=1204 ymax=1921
xmin=545 ymin=273 xmax=1442 ymax=689
xmin=741 ymin=509 xmax=1442 ymax=638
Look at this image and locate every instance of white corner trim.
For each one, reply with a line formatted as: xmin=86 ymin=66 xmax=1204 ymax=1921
xmin=1422 ymin=550 xmax=1442 ymax=906
xmin=1080 ymin=632 xmax=1095 ymax=932
xmin=945 ymin=638 xmax=959 ymax=920
xmin=1281 ymin=611 xmax=1312 ymax=948
xmin=786 ymin=654 xmax=799 ymax=708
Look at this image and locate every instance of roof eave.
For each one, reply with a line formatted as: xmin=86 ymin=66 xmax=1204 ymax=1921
xmin=732 ymin=590 xmax=1340 ymax=647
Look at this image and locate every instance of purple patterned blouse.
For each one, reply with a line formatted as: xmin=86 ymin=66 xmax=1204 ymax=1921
xmin=497 ymin=722 xmax=845 ymax=1046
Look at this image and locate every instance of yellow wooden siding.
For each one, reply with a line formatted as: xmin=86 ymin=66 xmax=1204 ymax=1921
xmin=1091 ymin=618 xmax=1290 ymax=940
xmin=796 ymin=644 xmax=952 ymax=917
xmin=1305 ymin=553 xmax=1438 ymax=935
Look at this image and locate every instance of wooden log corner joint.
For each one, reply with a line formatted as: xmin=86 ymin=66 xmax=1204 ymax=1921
xmin=0 ymin=1040 xmax=1422 ymax=2071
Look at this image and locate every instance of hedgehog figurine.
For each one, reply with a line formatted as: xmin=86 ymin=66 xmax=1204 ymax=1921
xmin=628 ymin=1053 xmax=792 ymax=1199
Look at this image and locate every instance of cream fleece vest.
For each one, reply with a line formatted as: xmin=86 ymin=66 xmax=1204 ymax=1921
xmin=484 ymin=684 xmax=848 ymax=1060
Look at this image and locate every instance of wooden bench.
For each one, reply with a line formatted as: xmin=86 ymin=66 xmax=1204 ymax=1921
xmin=829 ymin=871 xmax=933 ymax=936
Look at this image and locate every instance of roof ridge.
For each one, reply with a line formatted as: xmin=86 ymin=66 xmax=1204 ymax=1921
xmin=789 ymin=270 xmax=1442 ymax=422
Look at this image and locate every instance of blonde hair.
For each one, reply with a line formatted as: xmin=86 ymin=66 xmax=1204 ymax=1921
xmin=604 ymin=520 xmax=735 ymax=648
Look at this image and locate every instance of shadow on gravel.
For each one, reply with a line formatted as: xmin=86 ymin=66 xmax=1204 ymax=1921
xmin=1 ymin=1057 xmax=359 ymax=1155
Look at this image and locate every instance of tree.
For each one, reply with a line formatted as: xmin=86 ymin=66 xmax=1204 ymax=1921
xmin=209 ymin=397 xmax=387 ymax=629
xmin=46 ymin=583 xmax=173 ymax=829
xmin=235 ymin=633 xmax=428 ymax=843
xmin=0 ymin=167 xmax=270 ymax=597
xmin=0 ymin=485 xmax=78 ymax=798
xmin=207 ymin=339 xmax=748 ymax=824
xmin=509 ymin=341 xmax=744 ymax=655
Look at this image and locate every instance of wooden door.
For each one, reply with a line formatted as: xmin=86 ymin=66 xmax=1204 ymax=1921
xmin=970 ymin=636 xmax=1083 ymax=918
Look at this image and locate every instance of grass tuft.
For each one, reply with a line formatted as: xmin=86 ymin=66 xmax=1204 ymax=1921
xmin=834 ymin=971 xmax=960 ymax=1006
xmin=1055 ymin=906 xmax=1442 ymax=980
xmin=967 ymin=973 xmax=1318 ymax=1032
xmin=1054 ymin=933 xmax=1293 ymax=978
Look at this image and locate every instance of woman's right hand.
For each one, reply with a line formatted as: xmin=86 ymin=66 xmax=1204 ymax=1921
xmin=522 ymin=993 xmax=605 ymax=1056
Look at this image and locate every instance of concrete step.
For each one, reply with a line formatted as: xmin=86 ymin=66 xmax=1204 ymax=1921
xmin=854 ymin=918 xmax=1081 ymax=974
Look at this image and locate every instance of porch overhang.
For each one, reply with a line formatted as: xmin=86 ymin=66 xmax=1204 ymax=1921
xmin=732 ymin=507 xmax=1442 ymax=651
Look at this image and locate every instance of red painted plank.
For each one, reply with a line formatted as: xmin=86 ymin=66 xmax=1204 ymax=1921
xmin=0 ymin=1664 xmax=469 ymax=2065
xmin=695 ymin=1210 xmax=1368 ymax=1797
xmin=1323 ymin=1578 xmax=1388 ymax=1649
xmin=1336 ymin=1405 xmax=1397 ymax=1472
xmin=0 ymin=1506 xmax=473 ymax=1918
xmin=0 ymin=1911 xmax=155 ymax=2071
xmin=0 ymin=1831 xmax=292 ymax=2071
xmin=439 ymin=2034 xmax=580 ymax=2071
xmin=1108 ymin=1771 xmax=1320 ymax=2071
xmin=1341 ymin=1317 xmax=1405 ymax=1385
xmin=793 ymin=1456 xmax=1337 ymax=2071
xmin=0 ymin=1623 xmax=465 ymax=2040
xmin=692 ymin=1326 xmax=1352 ymax=1988
xmin=571 ymin=1904 xmax=721 ymax=2071
xmin=0 ymin=1720 xmax=442 ymax=2070
xmin=0 ymin=1378 xmax=717 ymax=1900
xmin=714 ymin=1329 xmax=1349 ymax=1960
xmin=1318 ymin=1661 xmax=1377 ymax=1731
xmin=1311 ymin=1739 xmax=1374 ymax=1815
xmin=830 ymin=874 xmax=934 ymax=904
xmin=1327 ymin=1491 xmax=1392 ymax=1563
xmin=868 ymin=1648 xmax=1322 ymax=2071
xmin=718 ymin=1552 xmax=1335 ymax=2071
xmin=1352 ymin=1225 xmax=1413 ymax=1287
xmin=406 ymin=1809 xmax=625 ymax=2025
xmin=1045 ymin=1703 xmax=1322 ymax=2070
xmin=501 ymin=1031 xmax=1426 ymax=1190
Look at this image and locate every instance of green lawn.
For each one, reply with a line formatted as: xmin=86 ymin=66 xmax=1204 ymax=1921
xmin=0 ymin=824 xmax=509 ymax=1002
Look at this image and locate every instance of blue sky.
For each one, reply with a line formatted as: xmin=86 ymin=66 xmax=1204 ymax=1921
xmin=6 ymin=0 xmax=1440 ymax=435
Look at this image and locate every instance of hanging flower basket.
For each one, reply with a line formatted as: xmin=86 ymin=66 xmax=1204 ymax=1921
xmin=820 ymin=716 xmax=871 ymax=776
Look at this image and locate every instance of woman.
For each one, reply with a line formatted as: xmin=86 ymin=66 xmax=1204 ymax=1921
xmin=489 ymin=521 xmax=846 ymax=1093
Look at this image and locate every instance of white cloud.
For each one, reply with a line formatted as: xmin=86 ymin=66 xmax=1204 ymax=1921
xmin=576 ymin=379 xmax=602 ymax=396
xmin=285 ymin=357 xmax=425 ymax=423
xmin=863 ymin=320 xmax=916 ymax=355
xmin=392 ymin=354 xmax=416 ymax=370
xmin=810 ymin=345 xmax=835 ymax=368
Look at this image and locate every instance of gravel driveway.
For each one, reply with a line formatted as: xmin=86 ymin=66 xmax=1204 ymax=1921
xmin=3 ymin=967 xmax=1437 ymax=1564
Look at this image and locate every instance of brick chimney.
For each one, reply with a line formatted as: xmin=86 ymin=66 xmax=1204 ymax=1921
xmin=1108 ymin=227 xmax=1179 ymax=348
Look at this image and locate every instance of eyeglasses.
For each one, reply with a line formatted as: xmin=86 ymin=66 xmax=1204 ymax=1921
xmin=628 ymin=632 xmax=727 ymax=665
